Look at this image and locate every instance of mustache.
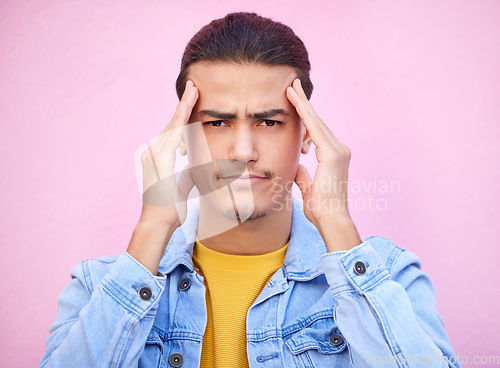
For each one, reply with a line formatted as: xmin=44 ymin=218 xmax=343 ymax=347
xmin=211 ymin=159 xmax=273 ymax=180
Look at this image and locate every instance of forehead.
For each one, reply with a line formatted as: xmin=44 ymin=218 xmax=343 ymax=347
xmin=187 ymin=61 xmax=298 ymax=113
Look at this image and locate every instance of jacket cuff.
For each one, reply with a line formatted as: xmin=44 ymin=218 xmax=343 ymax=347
xmin=320 ymin=241 xmax=390 ymax=296
xmin=99 ymin=252 xmax=167 ymax=317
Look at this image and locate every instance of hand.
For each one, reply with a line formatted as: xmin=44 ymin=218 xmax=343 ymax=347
xmin=286 ymin=78 xmax=361 ymax=251
xmin=139 ymin=80 xmax=198 ymax=228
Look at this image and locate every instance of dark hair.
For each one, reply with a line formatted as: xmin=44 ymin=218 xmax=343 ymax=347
xmin=175 ymin=12 xmax=313 ymax=100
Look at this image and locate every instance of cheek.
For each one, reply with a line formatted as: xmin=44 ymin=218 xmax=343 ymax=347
xmin=268 ymin=130 xmax=302 ymax=167
xmin=281 ymin=126 xmax=304 ymax=153
xmin=185 ymin=125 xmax=214 ymax=164
xmin=202 ymin=132 xmax=225 ymax=160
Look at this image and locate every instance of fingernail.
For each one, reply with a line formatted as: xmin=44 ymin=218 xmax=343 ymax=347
xmin=296 ymin=79 xmax=302 ymax=87
xmin=186 ymin=80 xmax=193 ymax=89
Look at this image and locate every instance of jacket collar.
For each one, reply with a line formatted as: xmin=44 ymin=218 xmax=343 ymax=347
xmin=159 ymin=197 xmax=328 ymax=281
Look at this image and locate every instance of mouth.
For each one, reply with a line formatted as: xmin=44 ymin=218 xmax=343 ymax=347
xmin=218 ymin=174 xmax=269 ymax=186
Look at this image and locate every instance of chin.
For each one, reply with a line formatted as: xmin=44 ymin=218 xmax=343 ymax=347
xmin=202 ymin=189 xmax=274 ymax=223
xmin=225 ymin=204 xmax=269 ymax=222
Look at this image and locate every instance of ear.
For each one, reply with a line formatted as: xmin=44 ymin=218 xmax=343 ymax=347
xmin=301 ymin=123 xmax=312 ymax=154
xmin=179 ymin=135 xmax=187 ymax=156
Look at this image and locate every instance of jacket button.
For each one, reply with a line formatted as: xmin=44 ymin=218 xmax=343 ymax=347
xmin=169 ymin=352 xmax=183 ymax=367
xmin=329 ymin=333 xmax=344 ymax=346
xmin=178 ymin=278 xmax=191 ymax=291
xmin=354 ymin=261 xmax=366 ymax=275
xmin=138 ymin=286 xmax=152 ymax=301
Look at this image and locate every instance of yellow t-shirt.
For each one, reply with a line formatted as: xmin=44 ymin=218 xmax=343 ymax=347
xmin=192 ymin=237 xmax=288 ymax=368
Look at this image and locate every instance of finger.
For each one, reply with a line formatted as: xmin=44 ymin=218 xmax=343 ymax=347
xmin=150 ymin=80 xmax=199 ymax=162
xmin=290 ymin=79 xmax=336 ymax=139
xmin=291 ymin=79 xmax=322 ymax=123
xmin=168 ymin=80 xmax=199 ymax=132
xmin=177 ymin=164 xmax=195 ymax=200
xmin=168 ymin=164 xmax=195 ymax=219
xmin=142 ymin=172 xmax=176 ymax=206
xmin=293 ymin=79 xmax=345 ymax=148
xmin=287 ymin=80 xmax=347 ymax=157
xmin=141 ymin=81 xmax=200 ymax=198
xmin=286 ymin=85 xmax=334 ymax=149
xmin=294 ymin=164 xmax=313 ymax=198
xmin=294 ymin=78 xmax=309 ymax=100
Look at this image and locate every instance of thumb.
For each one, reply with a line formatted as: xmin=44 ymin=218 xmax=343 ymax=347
xmin=177 ymin=165 xmax=195 ymax=200
xmin=294 ymin=164 xmax=313 ymax=198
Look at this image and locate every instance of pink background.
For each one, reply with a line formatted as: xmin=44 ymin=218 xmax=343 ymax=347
xmin=1 ymin=1 xmax=499 ymax=366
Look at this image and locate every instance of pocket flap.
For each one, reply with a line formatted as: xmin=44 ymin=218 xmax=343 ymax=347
xmin=284 ymin=317 xmax=346 ymax=355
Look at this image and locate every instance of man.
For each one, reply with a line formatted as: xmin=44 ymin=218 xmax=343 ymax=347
xmin=39 ymin=12 xmax=459 ymax=368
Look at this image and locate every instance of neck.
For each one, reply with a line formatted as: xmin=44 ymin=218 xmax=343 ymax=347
xmin=196 ymin=195 xmax=292 ymax=255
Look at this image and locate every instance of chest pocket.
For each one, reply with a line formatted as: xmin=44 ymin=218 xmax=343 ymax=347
xmin=138 ymin=328 xmax=164 ymax=368
xmin=284 ymin=316 xmax=349 ymax=368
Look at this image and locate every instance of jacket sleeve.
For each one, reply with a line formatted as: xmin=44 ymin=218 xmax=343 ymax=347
xmin=39 ymin=252 xmax=167 ymax=368
xmin=320 ymin=236 xmax=461 ymax=368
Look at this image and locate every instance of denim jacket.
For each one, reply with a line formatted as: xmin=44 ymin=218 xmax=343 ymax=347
xmin=39 ymin=198 xmax=459 ymax=368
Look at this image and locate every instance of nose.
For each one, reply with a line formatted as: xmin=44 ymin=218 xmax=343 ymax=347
xmin=229 ymin=126 xmax=259 ymax=164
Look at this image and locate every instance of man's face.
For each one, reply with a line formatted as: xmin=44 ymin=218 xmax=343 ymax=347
xmin=181 ymin=61 xmax=310 ymax=222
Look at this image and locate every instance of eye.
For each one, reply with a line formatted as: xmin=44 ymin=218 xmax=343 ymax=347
xmin=258 ymin=120 xmax=282 ymax=127
xmin=204 ymin=120 xmax=228 ymax=128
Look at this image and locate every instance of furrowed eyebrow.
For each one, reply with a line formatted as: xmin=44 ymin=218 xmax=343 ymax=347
xmin=199 ymin=110 xmax=237 ymax=120
xmin=248 ymin=109 xmax=289 ymax=119
xmin=199 ymin=108 xmax=289 ymax=120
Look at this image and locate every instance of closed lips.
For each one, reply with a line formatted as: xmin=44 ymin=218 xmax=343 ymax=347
xmin=222 ymin=175 xmax=266 ymax=179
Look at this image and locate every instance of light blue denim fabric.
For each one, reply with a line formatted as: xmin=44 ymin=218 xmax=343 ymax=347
xmin=39 ymin=198 xmax=460 ymax=368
